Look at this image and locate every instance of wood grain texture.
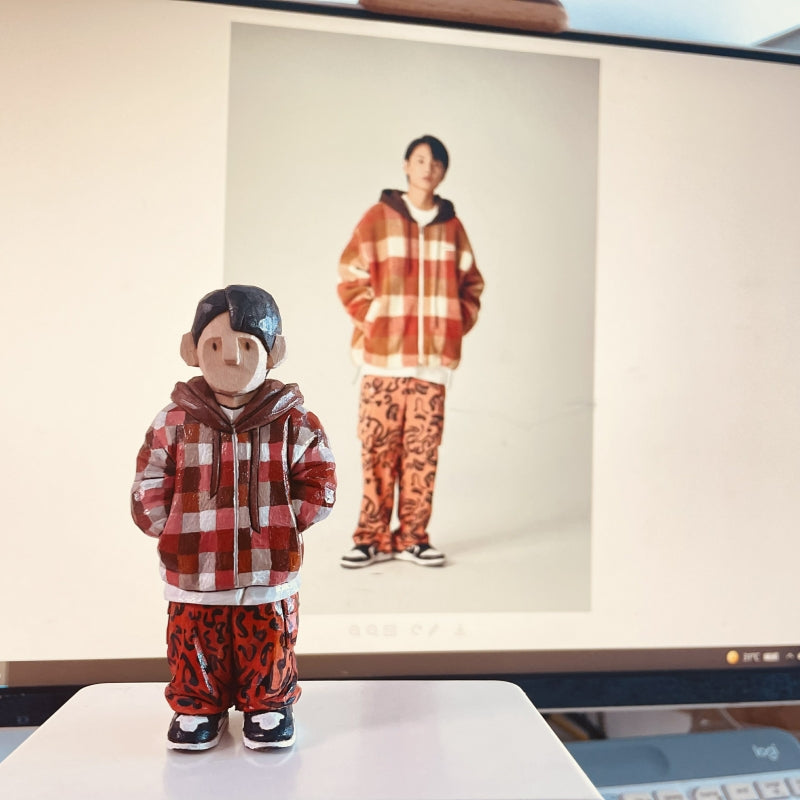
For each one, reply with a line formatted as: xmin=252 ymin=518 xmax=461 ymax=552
xmin=359 ymin=0 xmax=569 ymax=33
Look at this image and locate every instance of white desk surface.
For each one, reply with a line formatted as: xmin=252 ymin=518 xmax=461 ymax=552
xmin=0 ymin=680 xmax=600 ymax=800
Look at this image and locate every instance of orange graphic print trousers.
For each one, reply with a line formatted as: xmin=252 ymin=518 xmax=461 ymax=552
xmin=354 ymin=376 xmax=445 ymax=553
xmin=165 ymin=596 xmax=301 ymax=714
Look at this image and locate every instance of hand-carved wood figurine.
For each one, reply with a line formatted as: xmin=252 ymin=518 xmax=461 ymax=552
xmin=337 ymin=135 xmax=484 ymax=570
xmin=132 ymin=285 xmax=336 ymax=751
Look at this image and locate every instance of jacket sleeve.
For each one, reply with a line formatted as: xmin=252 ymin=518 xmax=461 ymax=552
xmin=337 ymin=214 xmax=375 ymax=329
xmin=289 ymin=410 xmax=337 ymax=533
xmin=131 ymin=409 xmax=176 ymax=539
xmin=456 ymin=222 xmax=485 ymax=335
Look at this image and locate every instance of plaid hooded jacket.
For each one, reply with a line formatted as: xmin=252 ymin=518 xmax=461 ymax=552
xmin=337 ymin=189 xmax=484 ymax=370
xmin=131 ymin=376 xmax=336 ymax=593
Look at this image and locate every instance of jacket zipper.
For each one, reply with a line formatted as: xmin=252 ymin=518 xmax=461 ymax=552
xmin=418 ymin=224 xmax=425 ymax=364
xmin=231 ymin=423 xmax=239 ymax=584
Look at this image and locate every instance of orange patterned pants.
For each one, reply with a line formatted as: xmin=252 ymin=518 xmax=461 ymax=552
xmin=354 ymin=376 xmax=445 ymax=552
xmin=165 ymin=597 xmax=300 ymax=714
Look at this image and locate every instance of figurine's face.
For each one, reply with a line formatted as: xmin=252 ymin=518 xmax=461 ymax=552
xmin=404 ymin=144 xmax=446 ymax=197
xmin=197 ymin=313 xmax=268 ymax=401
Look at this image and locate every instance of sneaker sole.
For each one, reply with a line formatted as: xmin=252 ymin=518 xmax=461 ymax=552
xmin=340 ymin=552 xmax=393 ymax=569
xmin=167 ymin=714 xmax=228 ymax=751
xmin=394 ymin=551 xmax=446 ymax=567
xmin=243 ymin=732 xmax=296 ymax=750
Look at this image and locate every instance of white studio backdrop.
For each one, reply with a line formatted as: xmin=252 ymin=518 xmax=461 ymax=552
xmin=223 ymin=22 xmax=598 ymax=616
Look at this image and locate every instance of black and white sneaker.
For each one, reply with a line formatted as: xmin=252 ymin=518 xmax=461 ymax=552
xmin=395 ymin=543 xmax=446 ymax=567
xmin=243 ymin=706 xmax=296 ymax=749
xmin=340 ymin=544 xmax=393 ymax=569
xmin=167 ymin=711 xmax=228 ymax=751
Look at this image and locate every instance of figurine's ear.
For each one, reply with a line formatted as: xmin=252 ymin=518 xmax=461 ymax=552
xmin=180 ymin=332 xmax=199 ymax=367
xmin=267 ymin=335 xmax=287 ymax=369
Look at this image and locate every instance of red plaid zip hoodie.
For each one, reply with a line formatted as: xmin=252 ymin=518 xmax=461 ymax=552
xmin=338 ymin=189 xmax=484 ymax=371
xmin=131 ymin=376 xmax=336 ymax=593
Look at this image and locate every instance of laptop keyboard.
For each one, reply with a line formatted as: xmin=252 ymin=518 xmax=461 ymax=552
xmin=598 ymin=770 xmax=800 ymax=800
xmin=567 ymin=728 xmax=800 ymax=800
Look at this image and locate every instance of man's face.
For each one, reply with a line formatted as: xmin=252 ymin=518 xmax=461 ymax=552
xmin=403 ymin=144 xmax=446 ymax=196
xmin=197 ymin=312 xmax=268 ymax=401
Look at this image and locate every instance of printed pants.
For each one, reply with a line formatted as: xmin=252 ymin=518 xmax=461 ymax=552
xmin=165 ymin=596 xmax=300 ymax=714
xmin=354 ymin=376 xmax=445 ymax=552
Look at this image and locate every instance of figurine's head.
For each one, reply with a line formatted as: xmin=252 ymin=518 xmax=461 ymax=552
xmin=403 ymin=134 xmax=449 ymax=195
xmin=180 ymin=285 xmax=286 ymax=404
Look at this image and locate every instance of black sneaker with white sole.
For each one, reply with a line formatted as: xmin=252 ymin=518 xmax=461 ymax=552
xmin=340 ymin=543 xmax=393 ymax=569
xmin=243 ymin=706 xmax=296 ymax=749
xmin=395 ymin=543 xmax=446 ymax=566
xmin=167 ymin=711 xmax=228 ymax=751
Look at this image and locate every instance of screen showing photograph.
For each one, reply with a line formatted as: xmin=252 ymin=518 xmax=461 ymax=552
xmin=223 ymin=21 xmax=598 ymax=619
xmin=1 ymin=1 xmax=798 ymax=690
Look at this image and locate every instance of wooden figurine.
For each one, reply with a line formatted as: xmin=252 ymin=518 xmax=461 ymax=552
xmin=337 ymin=135 xmax=484 ymax=569
xmin=131 ymin=285 xmax=336 ymax=751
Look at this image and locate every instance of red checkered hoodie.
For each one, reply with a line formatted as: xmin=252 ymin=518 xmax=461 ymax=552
xmin=131 ymin=376 xmax=336 ymax=592
xmin=338 ymin=189 xmax=484 ymax=371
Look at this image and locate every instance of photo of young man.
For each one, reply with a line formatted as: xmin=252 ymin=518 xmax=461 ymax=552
xmin=337 ymin=135 xmax=484 ymax=569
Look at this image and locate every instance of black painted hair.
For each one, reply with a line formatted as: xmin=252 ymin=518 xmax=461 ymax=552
xmin=404 ymin=134 xmax=449 ymax=171
xmin=191 ymin=285 xmax=282 ymax=352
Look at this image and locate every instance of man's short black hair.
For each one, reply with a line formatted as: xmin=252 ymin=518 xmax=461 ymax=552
xmin=404 ymin=134 xmax=449 ymax=171
xmin=191 ymin=285 xmax=282 ymax=353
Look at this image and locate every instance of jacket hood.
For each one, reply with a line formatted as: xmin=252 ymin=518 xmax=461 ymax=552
xmin=170 ymin=376 xmax=304 ymax=532
xmin=380 ymin=188 xmax=455 ymax=225
xmin=171 ymin=376 xmax=303 ymax=432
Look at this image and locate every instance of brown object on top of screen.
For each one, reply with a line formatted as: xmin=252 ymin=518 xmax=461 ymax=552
xmin=359 ymin=0 xmax=569 ymax=34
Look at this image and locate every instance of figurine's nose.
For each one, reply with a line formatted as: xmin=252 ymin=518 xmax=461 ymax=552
xmin=222 ymin=337 xmax=241 ymax=365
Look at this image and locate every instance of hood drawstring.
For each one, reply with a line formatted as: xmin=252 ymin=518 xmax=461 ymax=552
xmin=171 ymin=376 xmax=303 ymax=537
xmin=207 ymin=426 xmax=262 ymax=533
xmin=248 ymin=426 xmax=262 ymax=533
xmin=406 ymin=217 xmax=414 ymax=276
xmin=210 ymin=431 xmax=221 ymax=498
